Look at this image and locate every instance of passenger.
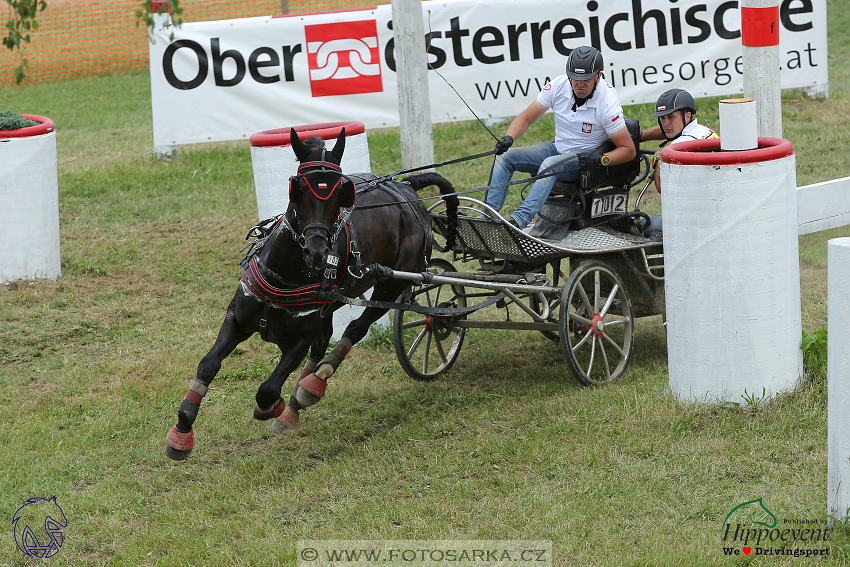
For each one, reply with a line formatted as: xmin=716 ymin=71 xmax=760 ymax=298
xmin=639 ymin=88 xmax=718 ymax=234
xmin=486 ymin=45 xmax=636 ymax=228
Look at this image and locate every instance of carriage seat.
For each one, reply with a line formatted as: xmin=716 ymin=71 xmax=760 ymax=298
xmin=549 ymin=118 xmax=642 ymax=195
xmin=527 ymin=119 xmax=642 ymax=240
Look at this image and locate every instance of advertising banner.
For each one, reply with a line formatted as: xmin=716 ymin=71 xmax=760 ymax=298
xmin=149 ymin=0 xmax=828 ymax=147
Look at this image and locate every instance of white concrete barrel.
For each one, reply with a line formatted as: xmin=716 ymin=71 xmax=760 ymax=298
xmin=249 ymin=121 xmax=384 ymax=340
xmin=0 ymin=116 xmax=61 ymax=284
xmin=249 ymin=121 xmax=370 ymax=221
xmin=661 ymin=137 xmax=802 ymax=404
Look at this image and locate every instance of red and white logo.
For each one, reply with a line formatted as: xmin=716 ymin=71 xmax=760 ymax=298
xmin=305 ymin=20 xmax=382 ymax=97
xmin=582 ymin=122 xmax=593 ymax=133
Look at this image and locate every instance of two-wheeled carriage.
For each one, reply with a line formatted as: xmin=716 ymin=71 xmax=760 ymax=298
xmin=389 ymin=120 xmax=665 ymax=386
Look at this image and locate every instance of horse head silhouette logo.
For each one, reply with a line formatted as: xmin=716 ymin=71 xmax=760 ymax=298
xmin=721 ymin=497 xmax=777 ymax=535
xmin=12 ymin=496 xmax=68 ymax=558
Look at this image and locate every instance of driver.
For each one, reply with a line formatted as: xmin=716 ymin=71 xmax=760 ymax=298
xmin=639 ymin=88 xmax=718 ymax=233
xmin=485 ymin=46 xmax=636 ymax=229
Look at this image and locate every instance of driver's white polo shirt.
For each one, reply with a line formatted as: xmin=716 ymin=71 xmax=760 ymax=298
xmin=537 ymin=75 xmax=627 ymax=154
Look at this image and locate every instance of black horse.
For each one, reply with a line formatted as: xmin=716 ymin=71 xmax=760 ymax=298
xmin=165 ymin=128 xmax=457 ymax=460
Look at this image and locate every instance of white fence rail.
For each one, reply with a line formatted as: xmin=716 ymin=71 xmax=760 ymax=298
xmin=798 ymin=176 xmax=850 ymax=235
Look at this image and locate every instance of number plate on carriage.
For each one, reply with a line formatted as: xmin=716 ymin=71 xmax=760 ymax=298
xmin=591 ymin=193 xmax=628 ymax=218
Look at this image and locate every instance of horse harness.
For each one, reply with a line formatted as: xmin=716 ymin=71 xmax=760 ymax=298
xmin=239 ymin=173 xmax=501 ymax=340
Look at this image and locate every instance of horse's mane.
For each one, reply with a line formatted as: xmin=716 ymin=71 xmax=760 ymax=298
xmin=301 ymin=136 xmax=325 ymax=152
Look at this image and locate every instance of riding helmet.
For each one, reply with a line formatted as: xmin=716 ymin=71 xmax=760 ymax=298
xmin=652 ymin=88 xmax=697 ymax=117
xmin=565 ymin=46 xmax=604 ymax=81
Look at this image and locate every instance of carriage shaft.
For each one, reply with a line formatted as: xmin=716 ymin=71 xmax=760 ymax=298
xmin=388 ymin=269 xmax=562 ymax=295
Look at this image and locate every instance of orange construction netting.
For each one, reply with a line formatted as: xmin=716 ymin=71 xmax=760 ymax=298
xmin=0 ymin=0 xmax=390 ymax=88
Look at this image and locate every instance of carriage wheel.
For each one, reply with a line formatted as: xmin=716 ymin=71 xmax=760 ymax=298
xmin=393 ymin=258 xmax=467 ymax=381
xmin=559 ymin=261 xmax=634 ymax=386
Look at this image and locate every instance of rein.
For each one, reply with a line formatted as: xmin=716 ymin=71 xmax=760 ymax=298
xmin=353 ymin=153 xmax=581 ymax=212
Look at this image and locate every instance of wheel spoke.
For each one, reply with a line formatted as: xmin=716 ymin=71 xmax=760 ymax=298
xmin=407 ymin=328 xmax=428 ymax=359
xmin=603 ymin=317 xmax=631 ymax=328
xmin=572 ymin=328 xmax=592 ymax=352
xmin=601 ymin=332 xmax=625 ymax=356
xmin=599 ymin=284 xmax=620 ymax=317
xmin=401 ymin=318 xmax=428 ymax=330
xmin=598 ymin=337 xmax=612 ymax=380
xmin=586 ymin=334 xmax=597 ymax=377
xmin=577 ymin=279 xmax=593 ymax=314
xmin=434 ymin=334 xmax=449 ymax=364
xmin=432 ymin=286 xmax=443 ymax=306
xmin=568 ymin=312 xmax=592 ymax=326
xmin=422 ymin=332 xmax=432 ymax=373
xmin=593 ymin=271 xmax=600 ymax=313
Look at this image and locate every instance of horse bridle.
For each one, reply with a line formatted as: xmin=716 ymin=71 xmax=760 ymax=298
xmin=286 ymin=150 xmax=350 ymax=254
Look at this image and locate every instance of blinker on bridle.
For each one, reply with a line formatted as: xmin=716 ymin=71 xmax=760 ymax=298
xmin=287 ymin=148 xmax=350 ymax=254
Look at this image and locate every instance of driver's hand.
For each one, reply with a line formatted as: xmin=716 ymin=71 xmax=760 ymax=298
xmin=577 ymin=152 xmax=593 ymax=170
xmin=494 ymin=135 xmax=513 ymax=155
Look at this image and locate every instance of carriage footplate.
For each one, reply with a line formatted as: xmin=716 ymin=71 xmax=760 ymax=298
xmin=430 ymin=211 xmax=568 ymax=266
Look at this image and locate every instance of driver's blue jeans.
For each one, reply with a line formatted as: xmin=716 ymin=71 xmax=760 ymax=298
xmin=485 ymin=141 xmax=581 ymax=227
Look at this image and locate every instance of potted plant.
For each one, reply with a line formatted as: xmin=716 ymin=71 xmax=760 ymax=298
xmin=0 ymin=110 xmax=60 ymax=283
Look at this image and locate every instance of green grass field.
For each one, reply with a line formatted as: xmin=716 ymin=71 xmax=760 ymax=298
xmin=1 ymin=1 xmax=850 ymax=564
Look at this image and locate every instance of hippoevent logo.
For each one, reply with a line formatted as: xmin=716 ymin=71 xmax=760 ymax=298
xmin=305 ymin=21 xmax=382 ymax=97
xmin=720 ymin=498 xmax=831 ymax=558
xmin=12 ymin=496 xmax=68 ymax=559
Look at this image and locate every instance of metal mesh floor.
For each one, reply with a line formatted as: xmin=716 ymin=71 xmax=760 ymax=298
xmin=432 ymin=213 xmax=662 ymax=262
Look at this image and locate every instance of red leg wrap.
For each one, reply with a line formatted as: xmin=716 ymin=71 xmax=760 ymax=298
xmin=184 ymin=390 xmax=203 ymax=404
xmin=166 ymin=426 xmax=195 ymax=451
xmin=334 ymin=343 xmax=351 ymax=357
xmin=254 ymin=397 xmax=286 ymax=420
xmin=278 ymin=406 xmax=300 ymax=429
xmin=300 ymin=373 xmax=327 ymax=398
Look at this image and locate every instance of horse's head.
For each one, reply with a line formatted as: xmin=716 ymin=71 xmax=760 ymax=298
xmin=288 ymin=128 xmax=356 ymax=269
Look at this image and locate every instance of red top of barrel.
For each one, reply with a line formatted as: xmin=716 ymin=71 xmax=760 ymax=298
xmin=250 ymin=121 xmax=366 ymax=148
xmin=661 ymin=137 xmax=794 ymax=166
xmin=0 ymin=115 xmax=55 ymax=139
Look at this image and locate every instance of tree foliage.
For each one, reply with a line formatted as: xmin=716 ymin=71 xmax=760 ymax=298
xmin=135 ymin=0 xmax=183 ymax=43
xmin=2 ymin=0 xmax=47 ymax=84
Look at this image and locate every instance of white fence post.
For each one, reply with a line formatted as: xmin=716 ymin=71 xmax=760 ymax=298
xmin=828 ymin=238 xmax=850 ymax=522
xmin=391 ymin=0 xmax=434 ymax=171
xmin=741 ymin=0 xmax=782 ymax=138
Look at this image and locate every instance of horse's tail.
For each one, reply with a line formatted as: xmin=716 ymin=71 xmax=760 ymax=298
xmin=404 ymin=172 xmax=458 ymax=250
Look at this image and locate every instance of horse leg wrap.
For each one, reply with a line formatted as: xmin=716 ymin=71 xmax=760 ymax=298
xmin=165 ymin=380 xmax=207 ymax=460
xmin=175 ymin=380 xmax=208 ymax=433
xmin=296 ymin=339 xmax=352 ymax=406
xmin=270 ymin=397 xmax=301 ymax=431
xmin=253 ymin=397 xmax=286 ymax=420
xmin=277 ymin=405 xmax=301 ymax=430
xmin=312 ymin=338 xmax=353 ymax=384
xmin=300 ymin=357 xmax=320 ymax=379
xmin=166 ymin=427 xmax=195 ymax=451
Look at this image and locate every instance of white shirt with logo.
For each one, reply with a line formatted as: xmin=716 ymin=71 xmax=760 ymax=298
xmin=669 ymin=118 xmax=717 ymax=145
xmin=537 ymin=75 xmax=626 ymax=154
